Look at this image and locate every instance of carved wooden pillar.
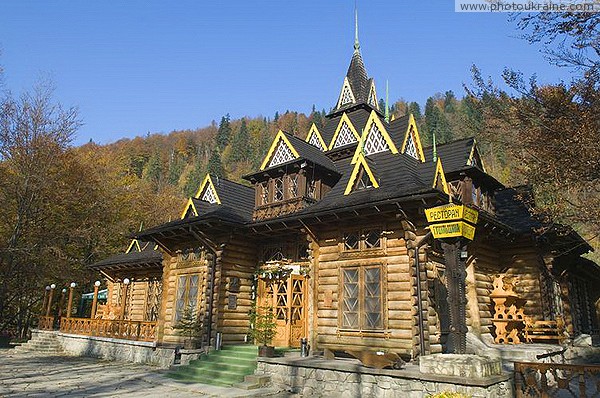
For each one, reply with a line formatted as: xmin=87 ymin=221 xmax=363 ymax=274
xmin=57 ymin=288 xmax=66 ymax=319
xmin=121 ymin=279 xmax=130 ymax=320
xmin=443 ymin=240 xmax=468 ymax=354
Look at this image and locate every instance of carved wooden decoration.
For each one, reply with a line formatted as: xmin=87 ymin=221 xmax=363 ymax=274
xmin=490 ymin=274 xmax=526 ymax=344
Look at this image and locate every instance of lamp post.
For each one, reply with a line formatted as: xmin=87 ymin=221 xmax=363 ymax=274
xmin=121 ymin=278 xmax=130 ymax=320
xmin=46 ymin=284 xmax=56 ymax=317
xmin=42 ymin=285 xmax=50 ymax=315
xmin=57 ymin=288 xmax=67 ymax=319
xmin=91 ymin=281 xmax=101 ymax=319
xmin=66 ymin=282 xmax=76 ymax=319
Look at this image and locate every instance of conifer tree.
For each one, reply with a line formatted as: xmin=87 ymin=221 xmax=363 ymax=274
xmin=229 ymin=119 xmax=250 ymax=162
xmin=216 ymin=114 xmax=231 ymax=151
xmin=207 ymin=149 xmax=225 ymax=178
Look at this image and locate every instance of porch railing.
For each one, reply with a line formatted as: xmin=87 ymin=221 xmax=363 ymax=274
xmin=514 ymin=361 xmax=600 ymax=397
xmin=38 ymin=316 xmax=54 ymax=330
xmin=59 ymin=317 xmax=157 ymax=342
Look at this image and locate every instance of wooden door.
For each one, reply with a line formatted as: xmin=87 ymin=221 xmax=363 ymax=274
xmin=258 ymin=275 xmax=306 ymax=347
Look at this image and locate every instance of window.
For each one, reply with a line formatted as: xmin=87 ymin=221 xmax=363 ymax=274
xmin=340 ymin=85 xmax=354 ymax=106
xmin=333 ymin=121 xmax=357 ymax=148
xmin=363 ymin=122 xmax=389 ymax=155
xmin=263 ymin=246 xmax=284 ymax=262
xmin=354 ymin=167 xmax=374 ymax=190
xmin=344 ymin=232 xmax=360 ymax=251
xmin=405 ymin=134 xmax=418 ymax=160
xmin=260 ymin=181 xmax=269 ymax=205
xmin=341 ymin=266 xmax=383 ymax=330
xmin=306 ymin=177 xmax=316 ymax=199
xmin=201 ymin=186 xmax=218 ymax=204
xmin=343 ymin=229 xmax=382 ymax=251
xmin=268 ymin=139 xmax=295 ymax=168
xmin=274 ymin=178 xmax=284 ymax=201
xmin=174 ymin=274 xmax=200 ymax=321
xmin=471 ymin=183 xmax=479 ymax=206
xmin=308 ymin=132 xmax=324 ymax=150
xmin=287 ymin=175 xmax=298 ymax=198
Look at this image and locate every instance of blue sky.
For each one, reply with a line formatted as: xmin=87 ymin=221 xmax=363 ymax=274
xmin=0 ymin=1 xmax=575 ymax=145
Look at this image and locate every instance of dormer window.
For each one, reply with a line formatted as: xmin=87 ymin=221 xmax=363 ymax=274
xmin=355 ymin=168 xmax=373 ymax=190
xmin=274 ymin=177 xmax=284 ymax=201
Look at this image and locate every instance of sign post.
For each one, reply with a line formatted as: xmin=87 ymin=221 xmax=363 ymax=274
xmin=425 ymin=204 xmax=478 ymax=355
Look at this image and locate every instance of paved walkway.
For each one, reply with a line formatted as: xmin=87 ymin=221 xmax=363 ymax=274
xmin=0 ymin=349 xmax=287 ymax=397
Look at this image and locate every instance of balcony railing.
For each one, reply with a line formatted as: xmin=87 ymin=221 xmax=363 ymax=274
xmin=38 ymin=316 xmax=54 ymax=330
xmin=59 ymin=317 xmax=157 ymax=342
xmin=515 ymin=361 xmax=600 ymax=397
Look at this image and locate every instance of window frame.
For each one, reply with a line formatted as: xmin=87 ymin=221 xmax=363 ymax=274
xmin=339 ymin=264 xmax=386 ymax=332
xmin=342 ymin=228 xmax=383 ymax=252
xmin=274 ymin=177 xmax=284 ymax=202
xmin=173 ymin=273 xmax=200 ymax=322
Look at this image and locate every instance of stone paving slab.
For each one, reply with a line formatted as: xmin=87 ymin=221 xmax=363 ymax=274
xmin=0 ymin=349 xmax=289 ymax=397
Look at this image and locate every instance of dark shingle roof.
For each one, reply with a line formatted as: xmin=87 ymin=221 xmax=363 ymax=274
xmin=493 ymin=186 xmax=540 ymax=234
xmin=89 ymin=240 xmax=162 ymax=270
xmin=321 ymin=108 xmax=372 ymax=149
xmin=211 ymin=177 xmax=255 ymax=220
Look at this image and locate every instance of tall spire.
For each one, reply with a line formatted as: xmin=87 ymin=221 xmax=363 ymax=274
xmin=385 ymin=80 xmax=390 ymax=122
xmin=354 ymin=1 xmax=360 ymax=51
xmin=432 ymin=130 xmax=438 ymax=163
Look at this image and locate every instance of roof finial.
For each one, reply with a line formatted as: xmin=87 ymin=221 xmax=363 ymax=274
xmin=385 ymin=80 xmax=390 ymax=122
xmin=354 ymin=1 xmax=360 ymax=51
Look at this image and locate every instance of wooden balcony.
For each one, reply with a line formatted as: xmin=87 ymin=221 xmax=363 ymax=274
xmin=253 ymin=196 xmax=317 ymax=221
xmin=59 ymin=317 xmax=157 ymax=342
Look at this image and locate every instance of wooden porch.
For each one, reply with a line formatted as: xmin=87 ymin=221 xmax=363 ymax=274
xmin=37 ymin=316 xmax=157 ymax=342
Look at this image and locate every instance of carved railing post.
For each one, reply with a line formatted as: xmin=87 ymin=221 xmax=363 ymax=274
xmin=46 ymin=284 xmax=55 ymax=317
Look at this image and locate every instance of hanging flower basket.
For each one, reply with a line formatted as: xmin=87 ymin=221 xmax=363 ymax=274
xmin=257 ymin=259 xmax=293 ymax=281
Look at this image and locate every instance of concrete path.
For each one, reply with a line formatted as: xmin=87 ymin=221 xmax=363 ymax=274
xmin=0 ymin=349 xmax=288 ymax=397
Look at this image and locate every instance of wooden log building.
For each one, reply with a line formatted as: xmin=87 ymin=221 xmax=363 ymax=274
xmin=86 ymin=25 xmax=599 ymax=359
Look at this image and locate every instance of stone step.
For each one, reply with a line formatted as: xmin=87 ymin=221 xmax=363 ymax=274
xmin=233 ymin=375 xmax=271 ymax=390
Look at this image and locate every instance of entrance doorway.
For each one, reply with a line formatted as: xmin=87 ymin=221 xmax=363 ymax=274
xmin=257 ymin=274 xmax=306 ymax=347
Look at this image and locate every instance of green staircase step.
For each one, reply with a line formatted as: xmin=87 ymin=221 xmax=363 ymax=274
xmin=168 ymin=344 xmax=259 ymax=387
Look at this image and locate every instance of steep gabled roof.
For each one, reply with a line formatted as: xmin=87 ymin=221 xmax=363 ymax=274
xmin=322 ymin=108 xmax=372 ymax=150
xmin=182 ymin=175 xmax=254 ymax=221
xmin=89 ymin=239 xmax=162 ymax=271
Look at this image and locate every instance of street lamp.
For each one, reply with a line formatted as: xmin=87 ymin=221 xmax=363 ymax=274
xmin=121 ymin=278 xmax=130 ymax=320
xmin=66 ymin=282 xmax=76 ymax=319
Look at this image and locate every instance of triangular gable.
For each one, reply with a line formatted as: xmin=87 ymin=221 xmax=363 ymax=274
xmin=180 ymin=198 xmax=199 ymax=219
xmin=367 ymin=81 xmax=379 ymax=109
xmin=432 ymin=158 xmax=450 ymax=196
xmin=467 ymin=140 xmax=486 ymax=172
xmin=400 ymin=114 xmax=425 ymax=162
xmin=329 ymin=113 xmax=360 ymax=150
xmin=305 ymin=123 xmax=327 ymax=151
xmin=126 ymin=239 xmax=142 ymax=254
xmin=351 ymin=111 xmax=398 ymax=164
xmin=260 ymin=130 xmax=300 ymax=170
xmin=194 ymin=174 xmax=222 ymax=204
xmin=344 ymin=153 xmax=379 ymax=195
xmin=336 ymin=76 xmax=356 ymax=109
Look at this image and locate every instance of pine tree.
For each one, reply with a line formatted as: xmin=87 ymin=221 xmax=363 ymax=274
xmin=143 ymin=152 xmax=162 ymax=190
xmin=408 ymin=102 xmax=422 ymax=118
xmin=216 ymin=114 xmax=231 ymax=151
xmin=229 ymin=119 xmax=250 ymax=162
xmin=207 ymin=149 xmax=225 ymax=178
xmin=184 ymin=160 xmax=204 ymax=197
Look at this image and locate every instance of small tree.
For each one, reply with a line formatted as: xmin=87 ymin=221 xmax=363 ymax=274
xmin=248 ymin=305 xmax=277 ymax=347
xmin=173 ymin=305 xmax=202 ymax=348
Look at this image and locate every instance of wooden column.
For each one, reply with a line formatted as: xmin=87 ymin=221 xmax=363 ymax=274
xmin=121 ymin=279 xmax=130 ymax=320
xmin=66 ymin=282 xmax=76 ymax=318
xmin=42 ymin=286 xmax=50 ymax=315
xmin=90 ymin=281 xmax=100 ymax=319
xmin=46 ymin=284 xmax=55 ymax=317
xmin=443 ymin=240 xmax=468 ymax=354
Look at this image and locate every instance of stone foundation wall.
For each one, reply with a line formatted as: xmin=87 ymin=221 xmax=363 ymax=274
xmin=256 ymin=358 xmax=514 ymax=398
xmin=33 ymin=330 xmax=201 ymax=368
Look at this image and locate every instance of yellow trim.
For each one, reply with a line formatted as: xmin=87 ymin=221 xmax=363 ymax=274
xmin=180 ymin=198 xmax=199 ymax=219
xmin=336 ymin=76 xmax=356 ymax=109
xmin=400 ymin=114 xmax=425 ymax=162
xmin=467 ymin=140 xmax=486 ymax=173
xmin=194 ymin=174 xmax=222 ymax=204
xmin=305 ymin=123 xmax=327 ymax=151
xmin=259 ymin=130 xmax=300 ymax=170
xmin=432 ymin=158 xmax=450 ymax=196
xmin=390 ymin=114 xmax=396 ymax=121
xmin=126 ymin=239 xmax=141 ymax=254
xmin=344 ymin=153 xmax=380 ymax=195
xmin=328 ymin=112 xmax=360 ymax=150
xmin=351 ymin=111 xmax=398 ymax=164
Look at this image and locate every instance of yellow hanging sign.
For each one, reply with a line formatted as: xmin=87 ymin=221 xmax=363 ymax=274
xmin=425 ymin=204 xmax=479 ymax=225
xmin=430 ymin=221 xmax=476 ymax=241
